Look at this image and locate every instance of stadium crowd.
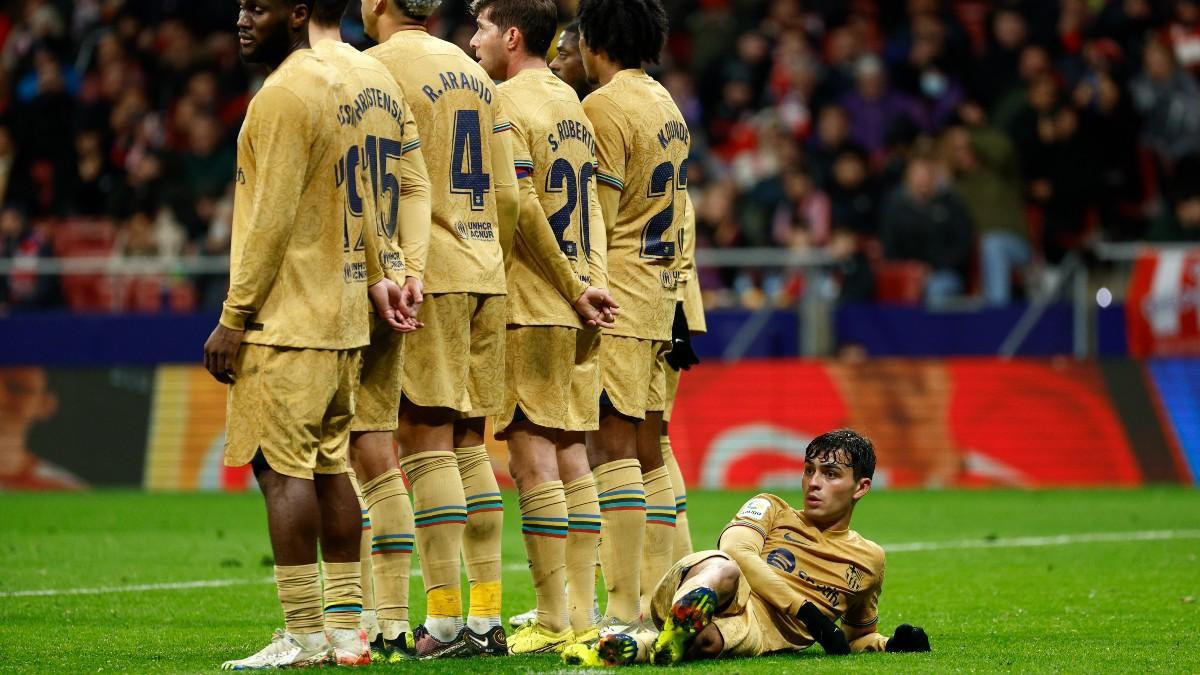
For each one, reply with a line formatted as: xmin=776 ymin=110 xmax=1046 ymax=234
xmin=1 ymin=0 xmax=1199 ymax=312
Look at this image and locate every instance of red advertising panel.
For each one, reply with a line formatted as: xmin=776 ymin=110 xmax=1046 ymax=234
xmin=669 ymin=359 xmax=1143 ymax=489
xmin=1127 ymin=250 xmax=1200 ymax=357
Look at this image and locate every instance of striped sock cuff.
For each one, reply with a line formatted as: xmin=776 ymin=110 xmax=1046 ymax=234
xmin=371 ymin=532 xmax=415 ymax=554
xmin=324 ymin=602 xmax=363 ymax=614
xmin=675 ymin=495 xmax=687 ymax=513
xmin=646 ymin=505 xmax=678 ymax=527
xmin=414 ymin=504 xmax=468 ymax=528
xmin=361 ymin=508 xmax=372 ymax=531
xmin=599 ymin=488 xmax=646 ymax=513
xmin=521 ymin=515 xmax=569 ymax=538
xmin=567 ymin=512 xmax=602 ymax=534
xmin=466 ymin=491 xmax=504 ymax=515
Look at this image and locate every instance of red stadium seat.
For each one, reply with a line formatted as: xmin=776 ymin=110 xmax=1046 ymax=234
xmin=872 ymin=260 xmax=929 ymax=304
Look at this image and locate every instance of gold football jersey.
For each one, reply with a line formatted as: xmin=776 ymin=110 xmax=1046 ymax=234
xmin=367 ymin=30 xmax=511 ymax=295
xmin=583 ymin=69 xmax=690 ymax=341
xmin=721 ymin=493 xmax=885 ymax=640
xmin=499 ymin=68 xmax=606 ymax=327
xmin=313 ymin=40 xmax=431 ymax=287
xmin=222 ymin=49 xmax=370 ymax=350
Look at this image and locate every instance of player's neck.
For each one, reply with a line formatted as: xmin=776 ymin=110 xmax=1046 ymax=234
xmin=308 ymin=23 xmax=343 ymax=46
xmin=508 ymin=52 xmax=549 ymax=80
xmin=592 ymin=58 xmax=627 ymax=86
xmin=377 ymin=13 xmax=427 ymax=42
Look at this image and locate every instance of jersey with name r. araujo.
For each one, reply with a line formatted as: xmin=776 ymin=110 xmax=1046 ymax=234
xmin=584 ymin=69 xmax=688 ymax=342
xmin=500 ymin=68 xmax=604 ymax=328
xmin=367 ymin=30 xmax=507 ymax=295
xmin=222 ymin=48 xmax=370 ymax=350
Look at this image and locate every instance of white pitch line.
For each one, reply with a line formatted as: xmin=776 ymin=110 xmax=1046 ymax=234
xmin=5 ymin=530 xmax=1198 ymax=599
xmin=880 ymin=528 xmax=1200 ymax=553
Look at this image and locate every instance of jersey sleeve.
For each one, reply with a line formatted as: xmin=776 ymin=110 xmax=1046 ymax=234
xmin=397 ymin=110 xmax=431 ymax=281
xmin=220 ymin=86 xmax=310 ymax=331
xmin=719 ymin=494 xmax=808 ymax=616
xmin=678 ymin=190 xmax=706 ymax=332
xmin=490 ymin=103 xmax=519 ymax=258
xmin=583 ymin=93 xmax=628 ymax=193
xmin=584 ymin=158 xmax=608 ymax=289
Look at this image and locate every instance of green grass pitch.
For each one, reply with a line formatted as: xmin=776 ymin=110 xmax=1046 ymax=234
xmin=1 ymin=488 xmax=1198 ymax=673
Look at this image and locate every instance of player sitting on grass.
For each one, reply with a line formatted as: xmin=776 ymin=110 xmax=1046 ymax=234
xmin=564 ymin=428 xmax=931 ymax=666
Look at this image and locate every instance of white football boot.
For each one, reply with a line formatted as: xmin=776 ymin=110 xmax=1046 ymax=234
xmin=328 ymin=627 xmax=371 ymax=666
xmin=220 ymin=629 xmax=329 ymax=670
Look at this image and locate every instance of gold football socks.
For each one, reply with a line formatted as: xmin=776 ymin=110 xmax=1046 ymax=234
xmin=348 ymin=471 xmax=377 ymax=638
xmin=640 ymin=466 xmax=677 ymax=616
xmin=275 ymin=563 xmax=324 ymax=634
xmin=518 ymin=480 xmax=569 ymax=632
xmin=661 ymin=436 xmax=693 ymax=561
xmin=399 ymin=450 xmax=467 ymax=641
xmin=456 ymin=444 xmax=504 ymax=633
xmin=362 ymin=468 xmax=414 ymax=640
xmin=321 ymin=561 xmax=363 ymax=630
xmin=594 ymin=459 xmax=645 ymax=624
xmin=564 ymin=474 xmax=601 ymax=632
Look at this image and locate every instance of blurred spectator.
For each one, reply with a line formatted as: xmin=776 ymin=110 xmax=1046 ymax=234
xmin=0 ymin=123 xmax=12 ymax=207
xmin=1165 ymin=0 xmax=1200 ymax=74
xmin=827 ymin=144 xmax=881 ymax=236
xmin=0 ymin=206 xmax=60 ymax=309
xmin=839 ymin=54 xmax=923 ymax=160
xmin=771 ymin=161 xmax=831 ymax=250
xmin=880 ymin=148 xmax=974 ymax=304
xmin=1148 ymin=162 xmax=1200 ymax=241
xmin=1130 ymin=36 xmax=1200 ymax=170
xmin=944 ymin=111 xmax=1028 ymax=305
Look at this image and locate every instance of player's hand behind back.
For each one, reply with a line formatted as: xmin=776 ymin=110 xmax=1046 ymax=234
xmin=574 ymin=286 xmax=620 ymax=329
xmin=369 ymin=278 xmax=423 ymax=333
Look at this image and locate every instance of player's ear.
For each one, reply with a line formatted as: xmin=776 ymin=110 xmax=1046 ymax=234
xmin=506 ymin=26 xmax=520 ymax=51
xmin=291 ymin=0 xmax=310 ymax=30
xmin=853 ymin=476 xmax=871 ymax=501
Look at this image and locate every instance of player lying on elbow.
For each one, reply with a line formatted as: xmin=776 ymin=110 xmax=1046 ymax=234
xmin=566 ymin=428 xmax=930 ymax=666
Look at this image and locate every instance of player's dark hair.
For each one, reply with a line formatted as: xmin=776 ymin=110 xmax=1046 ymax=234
xmin=311 ymin=0 xmax=349 ymax=25
xmin=471 ymin=0 xmax=558 ymax=56
xmin=561 ymin=20 xmax=579 ymax=39
xmin=806 ymin=429 xmax=876 ymax=480
xmin=576 ymin=0 xmax=667 ymax=68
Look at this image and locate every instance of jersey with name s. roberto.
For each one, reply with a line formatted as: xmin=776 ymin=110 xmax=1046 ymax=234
xmin=723 ymin=493 xmax=885 ymax=641
xmin=314 ymin=40 xmax=430 ymax=288
xmin=367 ymin=30 xmax=509 ymax=295
xmin=221 ymin=48 xmax=370 ymax=349
xmin=583 ymin=69 xmax=689 ymax=341
xmin=499 ymin=68 xmax=605 ymax=327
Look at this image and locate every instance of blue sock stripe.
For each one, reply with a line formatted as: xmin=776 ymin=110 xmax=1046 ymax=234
xmin=647 ymin=514 xmax=678 ymax=525
xmin=413 ymin=504 xmax=468 ymax=517
xmin=372 ymin=533 xmax=415 ymax=542
xmin=414 ymin=514 xmax=468 ymax=526
xmin=372 ymin=543 xmax=414 ymax=553
xmin=598 ymin=489 xmax=645 ymax=498
xmin=521 ymin=515 xmax=569 ymax=524
xmin=324 ymin=603 xmax=362 ymax=613
xmin=522 ymin=525 xmax=569 ymax=536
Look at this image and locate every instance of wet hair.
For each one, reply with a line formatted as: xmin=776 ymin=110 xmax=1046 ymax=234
xmin=560 ymin=20 xmax=579 ymax=39
xmin=471 ymin=0 xmax=558 ymax=56
xmin=805 ymin=429 xmax=876 ymax=480
xmin=576 ymin=0 xmax=667 ymax=68
xmin=312 ymin=0 xmax=349 ymax=25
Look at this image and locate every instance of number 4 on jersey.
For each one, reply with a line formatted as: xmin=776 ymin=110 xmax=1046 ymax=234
xmin=451 ymin=109 xmax=491 ymax=210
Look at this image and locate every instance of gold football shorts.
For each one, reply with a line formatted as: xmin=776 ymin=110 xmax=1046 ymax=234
xmin=650 ymin=549 xmax=788 ymax=657
xmin=352 ymin=315 xmax=405 ymax=432
xmin=401 ymin=292 xmax=505 ymax=416
xmin=565 ymin=327 xmax=601 ymax=432
xmin=224 ymin=344 xmax=362 ymax=480
xmin=492 ymin=325 xmax=577 ymax=436
xmin=600 ymin=335 xmax=671 ymax=419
